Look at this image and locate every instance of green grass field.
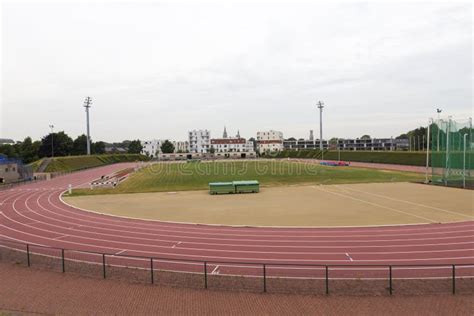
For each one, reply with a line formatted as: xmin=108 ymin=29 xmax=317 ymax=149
xmin=70 ymin=160 xmax=425 ymax=196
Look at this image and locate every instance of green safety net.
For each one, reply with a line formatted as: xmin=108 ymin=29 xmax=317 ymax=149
xmin=430 ymin=118 xmax=473 ymax=188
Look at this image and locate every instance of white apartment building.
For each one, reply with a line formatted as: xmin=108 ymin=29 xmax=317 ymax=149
xmin=257 ymin=130 xmax=284 ymax=153
xmin=173 ymin=141 xmax=189 ymax=153
xmin=141 ymin=139 xmax=162 ymax=158
xmin=142 ymin=140 xmax=190 ymax=157
xmin=188 ymin=130 xmax=211 ymax=153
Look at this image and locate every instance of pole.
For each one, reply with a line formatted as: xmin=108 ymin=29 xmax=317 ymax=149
xmin=84 ymin=97 xmax=92 ymax=155
xmin=463 ymin=133 xmax=467 ymax=189
xmin=325 ymin=265 xmax=329 ymax=295
xmin=389 ymin=265 xmax=392 ymax=295
xmin=150 ymin=258 xmax=154 ymax=284
xmin=452 ymin=264 xmax=456 ymax=295
xmin=263 ymin=264 xmax=267 ymax=293
xmin=26 ymin=244 xmax=30 ymax=267
xmin=49 ymin=125 xmax=54 ymax=158
xmin=102 ymin=254 xmax=106 ymax=279
xmin=317 ymin=101 xmax=324 ymax=159
xmin=425 ymin=120 xmax=431 ymax=183
xmin=204 ymin=262 xmax=208 ymax=289
xmin=445 ymin=117 xmax=451 ymax=186
xmin=62 ymin=249 xmax=65 ymax=273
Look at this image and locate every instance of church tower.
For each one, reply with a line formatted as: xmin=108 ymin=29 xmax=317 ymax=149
xmin=223 ymin=126 xmax=228 ymax=138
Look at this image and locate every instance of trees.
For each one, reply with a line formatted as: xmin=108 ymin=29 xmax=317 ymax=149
xmin=127 ymin=140 xmax=143 ymax=154
xmin=92 ymin=141 xmax=106 ymax=154
xmin=72 ymin=135 xmax=88 ymax=155
xmin=39 ymin=131 xmax=73 ymax=157
xmin=360 ymin=135 xmax=371 ymax=140
xmin=160 ymin=140 xmax=175 ymax=154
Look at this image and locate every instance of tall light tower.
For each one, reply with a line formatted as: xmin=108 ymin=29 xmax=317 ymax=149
xmin=317 ymin=101 xmax=325 ymax=158
xmin=49 ymin=124 xmax=54 ymax=158
xmin=84 ymin=97 xmax=92 ymax=155
xmin=436 ymin=108 xmax=442 ymax=152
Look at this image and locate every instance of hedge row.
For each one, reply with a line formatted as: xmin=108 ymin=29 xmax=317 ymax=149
xmin=274 ymin=150 xmax=428 ymax=166
xmin=44 ymin=154 xmax=149 ymax=173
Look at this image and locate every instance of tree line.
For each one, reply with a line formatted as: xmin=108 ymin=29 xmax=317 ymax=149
xmin=0 ymin=132 xmax=143 ymax=164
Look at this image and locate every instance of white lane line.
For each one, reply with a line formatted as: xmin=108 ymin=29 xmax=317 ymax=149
xmin=345 ymin=252 xmax=354 ymax=262
xmin=313 ymin=186 xmax=439 ymax=223
xmin=115 ymin=249 xmax=127 ymax=255
xmin=53 ymin=235 xmax=69 ymax=240
xmin=172 ymin=241 xmax=182 ymax=248
xmin=211 ymin=265 xmax=220 ymax=275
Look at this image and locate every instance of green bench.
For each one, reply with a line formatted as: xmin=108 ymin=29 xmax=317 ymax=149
xmin=209 ymin=180 xmax=259 ymax=194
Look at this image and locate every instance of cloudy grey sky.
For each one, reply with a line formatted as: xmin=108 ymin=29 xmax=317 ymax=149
xmin=1 ymin=1 xmax=472 ymax=142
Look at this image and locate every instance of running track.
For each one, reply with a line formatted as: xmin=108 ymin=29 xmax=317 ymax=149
xmin=0 ymin=163 xmax=473 ymax=280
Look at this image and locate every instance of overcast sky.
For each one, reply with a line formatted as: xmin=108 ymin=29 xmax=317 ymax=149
xmin=1 ymin=1 xmax=472 ymax=142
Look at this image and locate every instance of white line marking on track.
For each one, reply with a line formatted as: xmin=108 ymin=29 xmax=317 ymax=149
xmin=172 ymin=241 xmax=182 ymax=249
xmin=211 ymin=265 xmax=220 ymax=275
xmin=115 ymin=249 xmax=127 ymax=255
xmin=53 ymin=235 xmax=69 ymax=240
xmin=345 ymin=252 xmax=354 ymax=262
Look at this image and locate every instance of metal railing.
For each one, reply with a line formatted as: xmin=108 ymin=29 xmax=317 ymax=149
xmin=0 ymin=238 xmax=472 ymax=295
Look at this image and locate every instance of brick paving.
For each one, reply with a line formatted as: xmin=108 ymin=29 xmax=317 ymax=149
xmin=0 ymin=263 xmax=472 ymax=315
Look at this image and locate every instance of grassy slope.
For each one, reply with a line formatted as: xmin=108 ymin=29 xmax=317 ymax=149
xmin=70 ymin=160 xmax=424 ymax=196
xmin=43 ymin=154 xmax=148 ymax=173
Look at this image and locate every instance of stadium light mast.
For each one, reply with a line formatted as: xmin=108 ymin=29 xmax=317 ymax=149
xmin=49 ymin=124 xmax=54 ymax=158
xmin=436 ymin=108 xmax=442 ymax=152
xmin=317 ymin=101 xmax=324 ymax=159
xmin=84 ymin=97 xmax=92 ymax=155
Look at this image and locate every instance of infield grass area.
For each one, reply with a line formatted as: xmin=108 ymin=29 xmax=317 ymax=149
xmin=69 ymin=160 xmax=425 ymax=196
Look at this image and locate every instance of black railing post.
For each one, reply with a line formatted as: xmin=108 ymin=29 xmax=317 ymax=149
xmin=102 ymin=254 xmax=106 ymax=279
xmin=452 ymin=265 xmax=456 ymax=295
xmin=325 ymin=266 xmax=329 ymax=295
xmin=204 ymin=262 xmax=208 ymax=289
xmin=150 ymin=258 xmax=154 ymax=284
xmin=61 ymin=249 xmax=65 ymax=273
xmin=26 ymin=244 xmax=30 ymax=267
xmin=389 ymin=265 xmax=392 ymax=295
xmin=263 ymin=264 xmax=267 ymax=293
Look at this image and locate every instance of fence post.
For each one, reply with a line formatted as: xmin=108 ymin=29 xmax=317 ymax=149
xmin=452 ymin=265 xmax=456 ymax=295
xmin=102 ymin=254 xmax=106 ymax=279
xmin=263 ymin=264 xmax=267 ymax=293
xmin=26 ymin=244 xmax=30 ymax=267
xmin=150 ymin=258 xmax=154 ymax=284
xmin=204 ymin=262 xmax=208 ymax=289
xmin=61 ymin=249 xmax=65 ymax=273
xmin=389 ymin=266 xmax=392 ymax=295
xmin=325 ymin=266 xmax=329 ymax=295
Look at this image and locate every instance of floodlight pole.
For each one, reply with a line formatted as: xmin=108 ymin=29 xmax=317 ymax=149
xmin=445 ymin=116 xmax=452 ymax=186
xmin=84 ymin=97 xmax=92 ymax=155
xmin=463 ymin=133 xmax=467 ymax=189
xmin=49 ymin=124 xmax=54 ymax=158
xmin=436 ymin=109 xmax=442 ymax=151
xmin=317 ymin=101 xmax=324 ymax=159
xmin=425 ymin=120 xmax=431 ymax=184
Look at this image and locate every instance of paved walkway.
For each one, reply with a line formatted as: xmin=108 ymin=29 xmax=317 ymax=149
xmin=0 ymin=263 xmax=472 ymax=315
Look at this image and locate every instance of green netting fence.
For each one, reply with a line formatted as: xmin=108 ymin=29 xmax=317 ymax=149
xmin=430 ymin=118 xmax=473 ymax=188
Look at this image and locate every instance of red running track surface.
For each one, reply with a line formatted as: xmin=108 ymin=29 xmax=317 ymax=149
xmin=0 ymin=163 xmax=473 ymax=279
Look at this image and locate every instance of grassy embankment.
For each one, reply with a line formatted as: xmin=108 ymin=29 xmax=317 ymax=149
xmin=30 ymin=154 xmax=148 ymax=173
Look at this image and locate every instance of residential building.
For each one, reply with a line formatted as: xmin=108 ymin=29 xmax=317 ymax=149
xmin=210 ymin=127 xmax=256 ymax=158
xmin=0 ymin=158 xmax=20 ymax=183
xmin=173 ymin=141 xmax=189 ymax=153
xmin=257 ymin=130 xmax=284 ymax=153
xmin=0 ymin=138 xmax=14 ymax=145
xmin=141 ymin=139 xmax=163 ymax=158
xmin=188 ymin=130 xmax=211 ymax=153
